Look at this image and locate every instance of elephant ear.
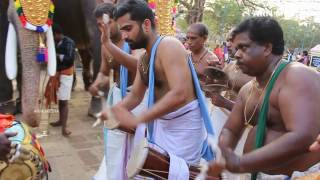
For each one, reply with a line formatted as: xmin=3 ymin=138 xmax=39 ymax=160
xmin=5 ymin=23 xmax=18 ymax=80
xmin=46 ymin=27 xmax=56 ymax=76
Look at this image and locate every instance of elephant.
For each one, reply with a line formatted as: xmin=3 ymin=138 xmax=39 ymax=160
xmin=0 ymin=0 xmax=15 ymax=114
xmin=6 ymin=0 xmax=58 ymax=127
xmin=1 ymin=0 xmax=113 ymax=124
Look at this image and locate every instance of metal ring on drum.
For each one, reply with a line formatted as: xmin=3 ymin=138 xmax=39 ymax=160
xmin=127 ymin=138 xmax=200 ymax=179
xmin=202 ymin=67 xmax=229 ymax=94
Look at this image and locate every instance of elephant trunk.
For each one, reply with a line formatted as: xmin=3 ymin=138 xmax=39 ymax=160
xmin=19 ymin=29 xmax=41 ymax=127
xmin=8 ymin=0 xmax=41 ymax=127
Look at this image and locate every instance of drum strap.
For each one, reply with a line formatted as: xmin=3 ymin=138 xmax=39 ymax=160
xmin=120 ymin=42 xmax=131 ymax=98
xmin=187 ymin=55 xmax=215 ymax=161
xmin=147 ymin=36 xmax=163 ymax=141
xmin=251 ymin=60 xmax=289 ymax=180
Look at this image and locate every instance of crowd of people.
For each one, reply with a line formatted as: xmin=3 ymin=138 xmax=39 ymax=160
xmin=1 ymin=0 xmax=320 ymax=179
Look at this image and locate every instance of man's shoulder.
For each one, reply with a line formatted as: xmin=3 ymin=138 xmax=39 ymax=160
xmin=282 ymin=62 xmax=319 ymax=87
xmin=159 ymin=36 xmax=184 ymax=49
xmin=157 ymin=36 xmax=187 ymax=58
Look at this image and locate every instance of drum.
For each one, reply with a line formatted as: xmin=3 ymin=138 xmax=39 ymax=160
xmin=0 ymin=119 xmax=50 ymax=180
xmin=127 ymin=138 xmax=200 ymax=179
xmin=103 ymin=107 xmax=136 ymax=134
xmin=202 ymin=67 xmax=229 ymax=94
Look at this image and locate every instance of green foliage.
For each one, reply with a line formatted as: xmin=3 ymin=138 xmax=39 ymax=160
xmin=276 ymin=16 xmax=320 ymax=49
xmin=175 ymin=0 xmax=320 ymax=49
xmin=176 ymin=15 xmax=189 ymax=32
xmin=204 ymin=0 xmax=244 ymax=39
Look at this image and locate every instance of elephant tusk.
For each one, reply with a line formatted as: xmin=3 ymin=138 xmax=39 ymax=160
xmin=46 ymin=27 xmax=57 ymax=76
xmin=5 ymin=23 xmax=18 ymax=80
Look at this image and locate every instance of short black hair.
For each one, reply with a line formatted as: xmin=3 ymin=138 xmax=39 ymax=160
xmin=232 ymin=16 xmax=284 ymax=55
xmin=189 ymin=23 xmax=209 ymax=38
xmin=52 ymin=24 xmax=63 ymax=34
xmin=113 ymin=0 xmax=155 ymax=29
xmin=303 ymin=50 xmax=308 ymax=56
xmin=93 ymin=3 xmax=115 ymax=18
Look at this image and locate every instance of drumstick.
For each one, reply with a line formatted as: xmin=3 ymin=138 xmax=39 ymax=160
xmin=103 ymin=14 xmax=110 ymax=25
xmin=92 ymin=69 xmax=114 ymax=128
xmin=103 ymin=69 xmax=114 ymax=125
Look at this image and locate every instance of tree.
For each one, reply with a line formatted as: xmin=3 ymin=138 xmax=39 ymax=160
xmin=178 ymin=0 xmax=269 ymax=25
xmin=204 ymin=0 xmax=244 ymax=40
xmin=179 ymin=0 xmax=206 ymax=24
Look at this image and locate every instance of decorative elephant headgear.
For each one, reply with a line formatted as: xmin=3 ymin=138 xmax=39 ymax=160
xmin=5 ymin=0 xmax=56 ymax=80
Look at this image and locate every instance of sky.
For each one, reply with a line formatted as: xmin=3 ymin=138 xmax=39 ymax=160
xmin=266 ymin=0 xmax=320 ymax=22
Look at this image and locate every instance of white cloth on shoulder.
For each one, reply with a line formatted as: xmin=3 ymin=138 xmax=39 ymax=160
xmin=168 ymin=152 xmax=189 ymax=180
xmin=153 ymin=100 xmax=206 ymax=165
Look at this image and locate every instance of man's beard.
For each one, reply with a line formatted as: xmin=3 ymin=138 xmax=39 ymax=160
xmin=126 ymin=29 xmax=148 ymax=50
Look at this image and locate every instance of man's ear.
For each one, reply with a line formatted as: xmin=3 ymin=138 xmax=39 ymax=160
xmin=143 ymin=19 xmax=152 ymax=33
xmin=264 ymin=43 xmax=273 ymax=56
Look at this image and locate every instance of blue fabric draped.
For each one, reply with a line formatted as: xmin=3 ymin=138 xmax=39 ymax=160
xmin=147 ymin=36 xmax=163 ymax=141
xmin=187 ymin=55 xmax=215 ymax=161
xmin=146 ymin=36 xmax=215 ymax=161
xmin=120 ymin=42 xmax=131 ymax=98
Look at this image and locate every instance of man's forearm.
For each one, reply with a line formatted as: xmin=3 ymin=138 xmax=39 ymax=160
xmin=103 ymin=42 xmax=137 ymax=73
xmin=219 ymin=128 xmax=241 ymax=150
xmin=237 ymin=132 xmax=313 ymax=173
xmin=116 ymin=91 xmax=144 ymax=111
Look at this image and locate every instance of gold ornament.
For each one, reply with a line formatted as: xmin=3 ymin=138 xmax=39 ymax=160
xmin=155 ymin=0 xmax=175 ymax=36
xmin=20 ymin=0 xmax=51 ymax=26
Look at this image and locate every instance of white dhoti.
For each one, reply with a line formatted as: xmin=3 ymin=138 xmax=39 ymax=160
xmin=93 ymin=87 xmax=147 ymax=180
xmin=153 ymin=100 xmax=206 ymax=165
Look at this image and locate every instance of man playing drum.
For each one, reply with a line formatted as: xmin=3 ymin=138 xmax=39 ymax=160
xmin=102 ymin=0 xmax=213 ymax=173
xmin=208 ymin=17 xmax=320 ymax=179
xmin=90 ymin=2 xmax=145 ymax=180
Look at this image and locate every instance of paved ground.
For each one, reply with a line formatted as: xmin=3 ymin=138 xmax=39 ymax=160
xmin=34 ymin=70 xmax=104 ymax=180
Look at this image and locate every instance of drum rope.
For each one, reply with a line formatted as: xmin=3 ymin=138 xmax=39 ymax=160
xmin=142 ymin=150 xmax=203 ymax=179
xmin=138 ymin=168 xmax=167 ymax=180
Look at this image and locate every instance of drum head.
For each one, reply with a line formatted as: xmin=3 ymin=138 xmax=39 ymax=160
xmin=0 ymin=163 xmax=32 ymax=180
xmin=127 ymin=138 xmax=149 ymax=178
xmin=104 ymin=106 xmax=120 ymax=129
xmin=103 ymin=118 xmax=120 ymax=129
xmin=204 ymin=67 xmax=227 ymax=80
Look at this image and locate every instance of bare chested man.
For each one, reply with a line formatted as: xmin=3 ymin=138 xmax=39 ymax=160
xmin=209 ymin=17 xmax=320 ymax=178
xmin=89 ymin=4 xmax=137 ymax=97
xmin=89 ymin=3 xmax=143 ymax=180
xmin=210 ymin=31 xmax=252 ymax=111
xmin=186 ymin=23 xmax=220 ymax=84
xmin=102 ymin=0 xmax=209 ymax=166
